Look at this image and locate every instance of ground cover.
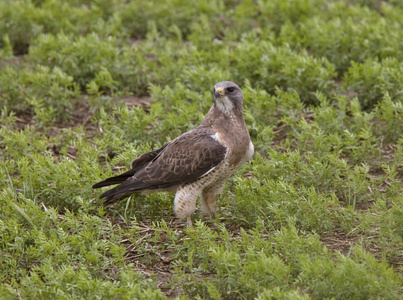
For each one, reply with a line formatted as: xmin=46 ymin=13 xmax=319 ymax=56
xmin=1 ymin=0 xmax=403 ymax=298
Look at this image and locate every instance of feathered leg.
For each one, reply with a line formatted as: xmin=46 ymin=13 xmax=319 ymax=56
xmin=200 ymin=188 xmax=220 ymax=219
xmin=174 ymin=183 xmax=200 ymax=226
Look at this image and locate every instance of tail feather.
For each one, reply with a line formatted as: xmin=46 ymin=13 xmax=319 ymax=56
xmin=93 ymin=143 xmax=172 ymax=205
xmin=93 ymin=146 xmax=165 ymax=189
xmin=93 ymin=169 xmax=146 ymax=205
xmin=92 ymin=168 xmax=136 ymax=189
xmin=99 ymin=186 xmax=132 ymax=205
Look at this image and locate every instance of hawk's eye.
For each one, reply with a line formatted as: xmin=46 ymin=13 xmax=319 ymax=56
xmin=226 ymin=87 xmax=235 ymax=93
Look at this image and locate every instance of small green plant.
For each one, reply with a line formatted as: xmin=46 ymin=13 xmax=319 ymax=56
xmin=1 ymin=0 xmax=403 ymax=298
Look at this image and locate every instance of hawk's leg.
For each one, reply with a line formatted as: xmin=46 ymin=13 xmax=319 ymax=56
xmin=186 ymin=216 xmax=192 ymax=227
xmin=200 ymin=189 xmax=219 ymax=220
xmin=174 ymin=184 xmax=199 ymax=226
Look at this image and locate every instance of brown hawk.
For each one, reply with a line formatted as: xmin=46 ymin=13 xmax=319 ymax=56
xmin=93 ymin=81 xmax=254 ymax=225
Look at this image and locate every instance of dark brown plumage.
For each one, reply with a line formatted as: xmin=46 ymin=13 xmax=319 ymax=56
xmin=93 ymin=81 xmax=254 ymax=225
xmin=93 ymin=127 xmax=227 ymax=204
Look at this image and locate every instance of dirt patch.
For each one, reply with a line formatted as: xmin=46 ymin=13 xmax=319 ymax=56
xmin=8 ymin=94 xmax=151 ymax=134
xmin=119 ymin=95 xmax=151 ymax=111
xmin=118 ymin=219 xmax=186 ymax=298
xmin=0 ymin=55 xmax=25 ymax=69
xmin=272 ymin=122 xmax=288 ymax=150
xmin=321 ymin=229 xmax=360 ymax=257
xmin=321 ymin=227 xmax=403 ymax=276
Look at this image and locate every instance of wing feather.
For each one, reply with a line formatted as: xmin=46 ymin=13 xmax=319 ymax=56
xmin=92 ymin=144 xmax=167 ymax=188
xmin=94 ymin=126 xmax=227 ymax=204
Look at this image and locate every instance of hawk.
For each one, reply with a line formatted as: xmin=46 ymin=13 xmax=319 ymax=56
xmin=93 ymin=81 xmax=254 ymax=225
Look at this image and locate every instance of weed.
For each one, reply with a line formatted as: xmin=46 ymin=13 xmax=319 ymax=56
xmin=1 ymin=0 xmax=403 ymax=298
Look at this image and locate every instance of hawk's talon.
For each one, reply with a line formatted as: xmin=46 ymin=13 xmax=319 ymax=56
xmin=185 ymin=216 xmax=192 ymax=227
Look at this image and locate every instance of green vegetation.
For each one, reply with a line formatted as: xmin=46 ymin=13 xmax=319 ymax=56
xmin=1 ymin=0 xmax=403 ymax=298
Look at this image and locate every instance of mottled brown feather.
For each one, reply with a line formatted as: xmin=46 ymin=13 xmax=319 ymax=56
xmin=93 ymin=81 xmax=254 ymax=224
xmin=93 ymin=126 xmax=227 ymax=204
xmin=92 ymin=145 xmax=168 ymax=188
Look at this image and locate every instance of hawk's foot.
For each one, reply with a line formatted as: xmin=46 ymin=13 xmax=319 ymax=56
xmin=185 ymin=216 xmax=193 ymax=227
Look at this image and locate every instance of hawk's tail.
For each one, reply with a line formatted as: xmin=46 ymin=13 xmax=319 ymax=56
xmin=99 ymin=186 xmax=130 ymax=205
xmin=93 ymin=168 xmax=141 ymax=205
xmin=92 ymin=168 xmax=136 ymax=189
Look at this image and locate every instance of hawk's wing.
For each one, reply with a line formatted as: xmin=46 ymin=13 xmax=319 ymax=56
xmin=93 ymin=126 xmax=227 ymax=204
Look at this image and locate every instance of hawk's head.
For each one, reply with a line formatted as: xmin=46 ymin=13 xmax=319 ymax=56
xmin=213 ymin=81 xmax=243 ymax=113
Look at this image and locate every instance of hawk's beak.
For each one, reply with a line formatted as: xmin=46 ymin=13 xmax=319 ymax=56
xmin=214 ymin=87 xmax=225 ymax=99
